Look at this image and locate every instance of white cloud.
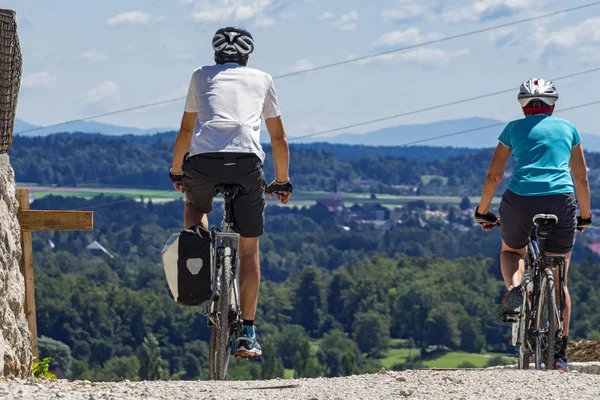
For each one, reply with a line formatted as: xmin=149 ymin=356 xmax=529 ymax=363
xmin=531 ymin=18 xmax=600 ymax=62
xmin=359 ymin=48 xmax=469 ymax=66
xmin=81 ymin=51 xmax=110 ymax=62
xmin=107 ymin=11 xmax=164 ymax=25
xmin=21 ymin=72 xmax=58 ymax=89
xmin=443 ymin=0 xmax=535 ymax=23
xmin=255 ymin=17 xmax=275 ymax=28
xmin=543 ymin=18 xmax=600 ymax=49
xmin=401 ymin=48 xmax=470 ymax=64
xmin=381 ymin=2 xmax=428 ymax=22
xmin=282 ymin=59 xmax=315 ymax=74
xmin=84 ymin=81 xmax=120 ymax=104
xmin=188 ymin=0 xmax=274 ymax=22
xmin=374 ymin=28 xmax=440 ymax=47
xmin=332 ymin=10 xmax=358 ymax=31
xmin=318 ymin=12 xmax=335 ymax=20
xmin=489 ymin=28 xmax=518 ymax=47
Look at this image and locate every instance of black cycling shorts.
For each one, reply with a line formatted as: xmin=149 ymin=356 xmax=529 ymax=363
xmin=182 ymin=152 xmax=266 ymax=238
xmin=499 ymin=189 xmax=577 ymax=254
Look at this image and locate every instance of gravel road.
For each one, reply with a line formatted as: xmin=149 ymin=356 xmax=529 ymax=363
xmin=2 ymin=368 xmax=600 ymax=400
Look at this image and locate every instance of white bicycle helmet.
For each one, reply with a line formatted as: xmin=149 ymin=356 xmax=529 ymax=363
xmin=212 ymin=27 xmax=254 ymax=64
xmin=518 ymin=78 xmax=559 ymax=107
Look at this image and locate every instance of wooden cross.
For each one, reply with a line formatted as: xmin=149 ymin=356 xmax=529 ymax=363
xmin=16 ymin=188 xmax=93 ymax=360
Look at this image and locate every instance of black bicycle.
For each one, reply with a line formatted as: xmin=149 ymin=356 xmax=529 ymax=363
xmin=205 ymin=182 xmax=292 ymax=380
xmin=504 ymin=214 xmax=566 ymax=370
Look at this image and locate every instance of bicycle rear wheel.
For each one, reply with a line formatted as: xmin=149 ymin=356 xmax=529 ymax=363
xmin=534 ymin=269 xmax=556 ymax=370
xmin=209 ymin=246 xmax=233 ymax=380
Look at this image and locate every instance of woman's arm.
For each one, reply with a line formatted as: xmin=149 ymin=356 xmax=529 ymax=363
xmin=477 ymin=143 xmax=512 ymax=214
xmin=570 ymin=144 xmax=591 ymax=219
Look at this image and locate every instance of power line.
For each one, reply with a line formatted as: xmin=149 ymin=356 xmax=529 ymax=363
xmin=15 ymin=2 xmax=600 ymax=135
xmin=31 ymin=65 xmax=600 ymax=200
xmin=48 ymin=99 xmax=600 ymax=211
xmin=398 ymin=100 xmax=600 ymax=147
xmin=288 ymin=66 xmax=600 ymax=141
xmin=275 ymin=2 xmax=600 ymax=79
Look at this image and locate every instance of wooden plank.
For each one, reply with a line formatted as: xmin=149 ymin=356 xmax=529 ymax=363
xmin=16 ymin=189 xmax=38 ymax=360
xmin=18 ymin=210 xmax=93 ymax=231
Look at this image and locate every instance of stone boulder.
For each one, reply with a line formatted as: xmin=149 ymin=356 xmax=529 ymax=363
xmin=0 ymin=153 xmax=32 ymax=377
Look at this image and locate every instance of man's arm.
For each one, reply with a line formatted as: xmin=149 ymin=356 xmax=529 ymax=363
xmin=265 ymin=116 xmax=289 ymax=183
xmin=477 ymin=142 xmax=511 ymax=214
xmin=171 ymin=111 xmax=197 ymax=174
xmin=570 ymin=144 xmax=591 ymax=219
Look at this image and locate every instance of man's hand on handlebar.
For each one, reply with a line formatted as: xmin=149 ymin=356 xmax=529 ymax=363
xmin=577 ymin=215 xmax=592 ymax=233
xmin=474 ymin=207 xmax=500 ymax=232
xmin=169 ymin=169 xmax=185 ymax=193
xmin=266 ymin=180 xmax=293 ymax=205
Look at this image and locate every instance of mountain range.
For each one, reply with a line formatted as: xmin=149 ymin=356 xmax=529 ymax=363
xmin=14 ymin=119 xmax=172 ymax=136
xmin=15 ymin=117 xmax=600 ymax=151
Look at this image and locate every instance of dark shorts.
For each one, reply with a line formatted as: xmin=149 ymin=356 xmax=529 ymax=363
xmin=499 ymin=190 xmax=577 ymax=254
xmin=182 ymin=152 xmax=266 ymax=238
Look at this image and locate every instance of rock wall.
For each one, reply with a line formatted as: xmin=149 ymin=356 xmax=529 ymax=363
xmin=0 ymin=153 xmax=32 ymax=377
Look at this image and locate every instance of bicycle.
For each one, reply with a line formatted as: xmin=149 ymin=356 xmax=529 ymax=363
xmin=204 ymin=182 xmax=291 ymax=380
xmin=505 ymin=214 xmax=566 ymax=370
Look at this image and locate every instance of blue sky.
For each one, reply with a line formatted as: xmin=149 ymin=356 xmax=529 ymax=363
xmin=5 ymin=0 xmax=600 ymax=138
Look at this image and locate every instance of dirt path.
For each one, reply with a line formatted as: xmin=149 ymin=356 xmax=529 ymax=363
xmin=2 ymin=368 xmax=600 ymax=400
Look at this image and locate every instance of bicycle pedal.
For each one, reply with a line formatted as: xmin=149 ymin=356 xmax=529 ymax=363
xmin=503 ymin=312 xmax=520 ymax=323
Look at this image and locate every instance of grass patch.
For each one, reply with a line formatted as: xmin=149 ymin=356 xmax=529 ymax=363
xmin=420 ymin=175 xmax=448 ymax=185
xmin=378 ymin=348 xmax=414 ymax=369
xmin=422 ymin=352 xmax=515 ymax=368
xmin=22 ymin=185 xmax=502 ymax=207
xmin=283 ymin=369 xmax=294 ymax=379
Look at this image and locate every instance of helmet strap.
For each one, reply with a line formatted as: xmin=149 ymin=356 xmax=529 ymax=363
xmin=522 ymin=104 xmax=555 ymax=116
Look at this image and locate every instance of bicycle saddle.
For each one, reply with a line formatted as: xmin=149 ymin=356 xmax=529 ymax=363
xmin=533 ymin=214 xmax=558 ymax=237
xmin=213 ymin=184 xmax=243 ymax=200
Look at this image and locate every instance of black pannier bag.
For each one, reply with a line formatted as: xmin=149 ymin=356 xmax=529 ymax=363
xmin=161 ymin=225 xmax=213 ymax=306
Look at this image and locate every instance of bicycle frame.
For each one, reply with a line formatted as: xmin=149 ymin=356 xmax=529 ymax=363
xmin=511 ymin=215 xmax=567 ymax=369
xmin=205 ymin=189 xmax=242 ymax=333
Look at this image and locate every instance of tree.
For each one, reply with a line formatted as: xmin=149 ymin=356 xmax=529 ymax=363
xmin=352 ymin=312 xmax=390 ymax=357
xmin=459 ymin=316 xmax=485 ymax=353
xmin=294 ymin=338 xmax=323 ymax=378
xmin=459 ymin=196 xmax=471 ymax=211
xmin=260 ymin=340 xmax=284 ymax=379
xmin=181 ymin=355 xmax=201 ymax=380
xmin=38 ymin=336 xmax=73 ymax=378
xmin=293 ymin=267 xmax=326 ymax=337
xmin=423 ymin=303 xmax=461 ymax=349
xmin=101 ymin=356 xmax=141 ymax=380
xmin=318 ymin=330 xmax=360 ymax=377
xmin=138 ymin=334 xmax=168 ymax=380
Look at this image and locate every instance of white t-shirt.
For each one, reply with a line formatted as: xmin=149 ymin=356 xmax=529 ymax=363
xmin=184 ymin=63 xmax=281 ymax=161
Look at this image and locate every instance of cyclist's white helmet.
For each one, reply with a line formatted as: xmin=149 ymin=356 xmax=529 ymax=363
xmin=212 ymin=26 xmax=254 ymax=65
xmin=518 ymin=78 xmax=559 ymax=107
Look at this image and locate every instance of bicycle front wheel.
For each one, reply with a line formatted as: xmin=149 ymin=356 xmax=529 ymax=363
xmin=517 ymin=291 xmax=531 ymax=369
xmin=534 ymin=269 xmax=556 ymax=370
xmin=209 ymin=247 xmax=233 ymax=380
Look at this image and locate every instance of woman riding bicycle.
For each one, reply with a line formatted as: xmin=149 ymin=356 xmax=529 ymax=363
xmin=474 ymin=78 xmax=592 ymax=371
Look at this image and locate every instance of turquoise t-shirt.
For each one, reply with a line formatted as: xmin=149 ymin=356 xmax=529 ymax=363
xmin=498 ymin=115 xmax=581 ymax=196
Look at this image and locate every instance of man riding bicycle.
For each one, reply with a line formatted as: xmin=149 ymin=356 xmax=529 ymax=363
xmin=474 ymin=78 xmax=592 ymax=371
xmin=169 ymin=26 xmax=292 ymax=358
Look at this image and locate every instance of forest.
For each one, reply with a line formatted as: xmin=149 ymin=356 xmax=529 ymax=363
xmin=8 ymin=132 xmax=600 ymax=380
xmin=27 ymin=193 xmax=600 ymax=381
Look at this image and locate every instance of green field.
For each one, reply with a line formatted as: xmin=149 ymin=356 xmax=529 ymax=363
xmin=379 ymin=347 xmax=514 ymax=369
xmin=423 ymin=352 xmax=514 ymax=368
xmin=22 ymin=185 xmax=501 ymax=207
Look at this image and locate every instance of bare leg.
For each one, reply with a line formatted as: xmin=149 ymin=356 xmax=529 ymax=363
xmin=238 ymin=236 xmax=260 ymax=321
xmin=184 ymin=200 xmax=208 ymax=229
xmin=500 ymin=240 xmax=527 ymax=290
xmin=548 ymin=251 xmax=571 ymax=337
